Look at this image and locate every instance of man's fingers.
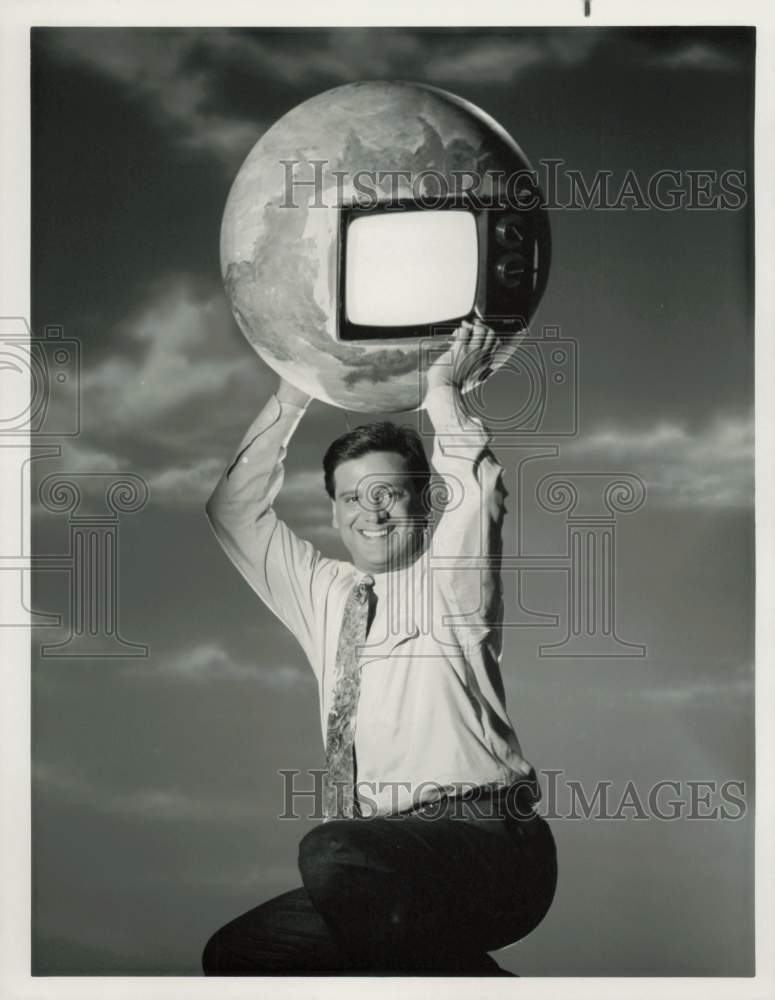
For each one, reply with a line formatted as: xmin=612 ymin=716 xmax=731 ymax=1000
xmin=447 ymin=320 xmax=501 ymax=387
xmin=467 ymin=325 xmax=501 ymax=386
xmin=451 ymin=323 xmax=473 ymax=362
xmin=480 ymin=332 xmax=500 ymax=381
xmin=468 ymin=327 xmax=487 ymax=350
xmin=470 ymin=320 xmax=492 ymax=339
xmin=483 ymin=330 xmax=498 ymax=360
xmin=469 ymin=324 xmax=493 ymax=360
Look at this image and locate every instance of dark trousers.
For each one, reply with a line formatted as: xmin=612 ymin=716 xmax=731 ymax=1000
xmin=202 ymin=784 xmax=557 ymax=976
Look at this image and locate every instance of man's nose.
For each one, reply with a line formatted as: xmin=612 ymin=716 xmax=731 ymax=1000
xmin=361 ymin=498 xmax=389 ymax=518
xmin=361 ymin=499 xmax=390 ymax=521
xmin=365 ymin=487 xmax=393 ymax=516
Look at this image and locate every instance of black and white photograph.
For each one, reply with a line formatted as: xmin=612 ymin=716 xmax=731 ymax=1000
xmin=1 ymin=1 xmax=772 ymax=993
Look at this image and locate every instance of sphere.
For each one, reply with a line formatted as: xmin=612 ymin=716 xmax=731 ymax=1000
xmin=220 ymin=80 xmax=550 ymax=412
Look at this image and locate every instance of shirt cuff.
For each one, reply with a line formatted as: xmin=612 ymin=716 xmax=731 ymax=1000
xmin=274 ymin=392 xmax=312 ymax=415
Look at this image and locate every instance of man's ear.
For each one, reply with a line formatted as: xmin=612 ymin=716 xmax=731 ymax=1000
xmin=331 ymin=499 xmax=339 ymax=530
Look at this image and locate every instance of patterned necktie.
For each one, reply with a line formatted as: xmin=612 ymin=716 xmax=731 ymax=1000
xmin=324 ymin=574 xmax=376 ymax=820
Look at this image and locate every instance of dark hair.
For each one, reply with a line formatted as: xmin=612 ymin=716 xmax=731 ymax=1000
xmin=323 ymin=421 xmax=431 ymax=502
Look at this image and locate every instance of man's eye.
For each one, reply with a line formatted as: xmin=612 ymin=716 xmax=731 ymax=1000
xmin=345 ymin=496 xmax=359 ymax=504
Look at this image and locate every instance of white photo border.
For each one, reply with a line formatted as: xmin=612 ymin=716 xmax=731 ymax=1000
xmin=1 ymin=1 xmax=772 ymax=998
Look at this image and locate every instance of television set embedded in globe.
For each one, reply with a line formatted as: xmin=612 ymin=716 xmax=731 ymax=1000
xmin=336 ymin=195 xmax=551 ymax=342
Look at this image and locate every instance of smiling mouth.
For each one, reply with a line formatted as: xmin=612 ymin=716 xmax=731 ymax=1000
xmin=358 ymin=526 xmax=393 ymax=540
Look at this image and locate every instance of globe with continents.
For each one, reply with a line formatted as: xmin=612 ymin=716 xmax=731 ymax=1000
xmin=220 ymin=80 xmax=548 ymax=413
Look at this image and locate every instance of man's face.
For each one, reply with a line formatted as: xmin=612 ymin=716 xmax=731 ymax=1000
xmin=331 ymin=450 xmax=427 ymax=574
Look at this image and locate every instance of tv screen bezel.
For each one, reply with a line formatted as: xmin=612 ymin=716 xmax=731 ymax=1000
xmin=335 ymin=194 xmax=548 ymax=343
xmin=342 ymin=207 xmax=480 ymax=331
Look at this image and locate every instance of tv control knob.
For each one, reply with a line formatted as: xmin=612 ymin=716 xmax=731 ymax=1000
xmin=495 ymin=214 xmax=527 ymax=249
xmin=515 ymin=184 xmax=539 ymax=208
xmin=496 ymin=253 xmax=527 ymax=288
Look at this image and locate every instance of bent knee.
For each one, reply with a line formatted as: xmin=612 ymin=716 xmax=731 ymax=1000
xmin=298 ymin=822 xmax=368 ymax=897
xmin=201 ymin=928 xmax=225 ymax=975
xmin=202 ymin=919 xmax=268 ymax=976
xmin=298 ymin=823 xmax=343 ymax=880
xmin=201 ymin=921 xmax=292 ymax=976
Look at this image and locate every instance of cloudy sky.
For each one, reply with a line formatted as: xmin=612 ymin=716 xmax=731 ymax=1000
xmin=29 ymin=26 xmax=754 ymax=976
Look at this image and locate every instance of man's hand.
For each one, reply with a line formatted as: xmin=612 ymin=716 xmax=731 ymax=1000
xmin=276 ymin=376 xmax=312 ymax=408
xmin=424 ymin=318 xmax=500 ymax=399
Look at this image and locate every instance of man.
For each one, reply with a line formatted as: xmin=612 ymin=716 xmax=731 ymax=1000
xmin=201 ymin=319 xmax=557 ymax=976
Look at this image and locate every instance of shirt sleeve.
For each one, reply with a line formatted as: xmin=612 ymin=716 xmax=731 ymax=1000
xmin=204 ymin=393 xmax=323 ymax=667
xmin=424 ymin=384 xmax=507 ymax=655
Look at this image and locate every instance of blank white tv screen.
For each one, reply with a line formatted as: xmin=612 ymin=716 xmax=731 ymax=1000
xmin=345 ymin=210 xmax=478 ymax=327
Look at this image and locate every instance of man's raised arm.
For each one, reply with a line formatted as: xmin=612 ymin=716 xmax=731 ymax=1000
xmin=424 ymin=322 xmax=508 ymax=655
xmin=205 ymin=378 xmax=322 ymax=664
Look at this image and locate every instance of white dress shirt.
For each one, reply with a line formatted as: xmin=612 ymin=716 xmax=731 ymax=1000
xmin=205 ymin=385 xmax=535 ymax=815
